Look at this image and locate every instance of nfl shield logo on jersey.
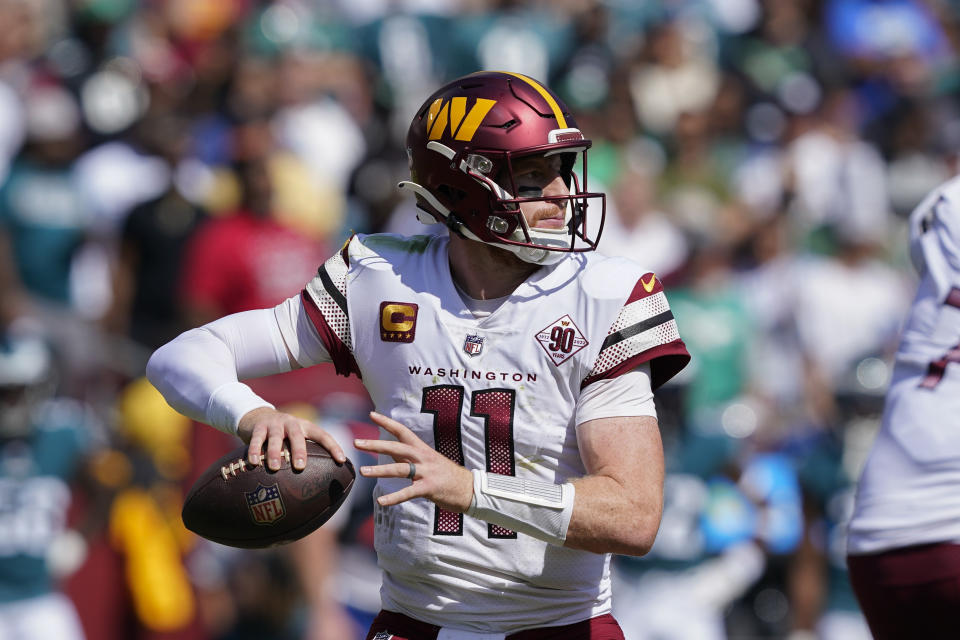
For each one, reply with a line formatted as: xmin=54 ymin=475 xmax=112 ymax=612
xmin=245 ymin=484 xmax=286 ymax=525
xmin=463 ymin=334 xmax=484 ymax=357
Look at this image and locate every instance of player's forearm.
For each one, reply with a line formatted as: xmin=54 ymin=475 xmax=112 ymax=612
xmin=564 ymin=473 xmax=663 ymax=556
xmin=561 ymin=415 xmax=665 ymax=555
xmin=146 ymin=309 xmax=292 ymax=434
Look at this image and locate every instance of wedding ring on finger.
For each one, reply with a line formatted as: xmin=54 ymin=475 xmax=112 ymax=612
xmin=407 ymin=462 xmax=416 ymax=480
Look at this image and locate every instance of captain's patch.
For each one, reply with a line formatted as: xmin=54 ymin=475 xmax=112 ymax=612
xmin=380 ymin=302 xmax=419 ymax=343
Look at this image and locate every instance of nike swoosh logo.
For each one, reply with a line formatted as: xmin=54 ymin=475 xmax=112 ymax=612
xmin=641 ymin=275 xmax=656 ymax=293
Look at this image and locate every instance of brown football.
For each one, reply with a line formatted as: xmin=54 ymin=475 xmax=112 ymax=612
xmin=181 ymin=441 xmax=355 ymax=548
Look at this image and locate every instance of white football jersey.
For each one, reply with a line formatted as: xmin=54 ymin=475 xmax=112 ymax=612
xmin=848 ymin=174 xmax=960 ymax=554
xmin=301 ymin=234 xmax=688 ymax=631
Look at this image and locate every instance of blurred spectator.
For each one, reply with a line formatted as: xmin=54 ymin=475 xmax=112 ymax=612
xmin=65 ymin=377 xmax=206 ymax=640
xmin=0 ymin=79 xmax=24 ymax=185
xmin=668 ymin=237 xmax=753 ymax=429
xmin=883 ymin=99 xmax=955 ymax=216
xmin=274 ymin=51 xmax=369 ymax=192
xmin=598 ymin=167 xmax=689 ymax=280
xmin=180 ymin=141 xmax=328 ymax=326
xmin=0 ymin=81 xmax=87 ymax=308
xmin=104 ymin=112 xmax=207 ymax=351
xmin=825 ymin=0 xmax=951 ymax=83
xmin=461 ymin=1 xmax=571 ymax=89
xmin=734 ymin=213 xmax=806 ymax=417
xmin=792 ymin=229 xmax=910 ymax=422
xmin=0 ymin=330 xmax=89 ymax=640
xmin=659 ymin=108 xmax=750 ymax=245
xmin=0 ymin=80 xmax=113 ymax=391
xmin=628 ymin=16 xmax=720 ymax=137
xmin=176 ymin=127 xmax=361 ymax=433
xmin=553 ymin=1 xmax=618 ymax=115
xmin=0 ymin=227 xmax=23 ymax=325
xmin=784 ymin=89 xmax=892 ymax=245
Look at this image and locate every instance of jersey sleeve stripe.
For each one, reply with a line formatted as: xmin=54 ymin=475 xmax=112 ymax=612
xmin=317 ymin=263 xmax=348 ymax=314
xmin=588 ymin=313 xmax=681 ymax=377
xmin=301 ymin=249 xmax=359 ymax=378
xmin=582 ymin=340 xmax=689 ymax=391
xmin=600 ymin=309 xmax=675 ymax=351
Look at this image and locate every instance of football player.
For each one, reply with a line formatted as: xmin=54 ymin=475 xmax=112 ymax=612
xmin=846 ymin=175 xmax=960 ymax=639
xmin=148 ymin=72 xmax=690 ymax=639
xmin=0 ymin=332 xmax=87 ymax=640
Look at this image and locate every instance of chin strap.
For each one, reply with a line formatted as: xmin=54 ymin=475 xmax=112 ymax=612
xmin=444 ymin=212 xmax=468 ymax=239
xmin=397 ymin=179 xmax=566 ymax=266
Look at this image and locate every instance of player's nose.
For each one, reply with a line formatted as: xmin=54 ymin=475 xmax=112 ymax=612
xmin=542 ymin=174 xmax=569 ymax=198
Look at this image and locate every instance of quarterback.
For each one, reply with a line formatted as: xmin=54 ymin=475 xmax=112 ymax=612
xmin=148 ymin=72 xmax=689 ymax=639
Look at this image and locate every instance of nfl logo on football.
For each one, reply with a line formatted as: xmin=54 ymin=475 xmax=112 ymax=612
xmin=463 ymin=334 xmax=484 ymax=357
xmin=246 ymin=483 xmax=286 ymax=525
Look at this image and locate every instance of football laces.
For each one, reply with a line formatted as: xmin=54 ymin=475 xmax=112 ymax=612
xmin=220 ymin=449 xmax=290 ymax=480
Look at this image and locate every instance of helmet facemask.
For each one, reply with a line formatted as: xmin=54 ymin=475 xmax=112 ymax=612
xmin=482 ymin=145 xmax=604 ymax=264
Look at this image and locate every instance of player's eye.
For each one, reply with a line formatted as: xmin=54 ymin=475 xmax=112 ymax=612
xmin=515 ymin=166 xmax=539 ymax=177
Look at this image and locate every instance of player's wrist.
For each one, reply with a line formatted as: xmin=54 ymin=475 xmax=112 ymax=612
xmin=208 ymin=381 xmax=274 ymax=436
xmin=236 ymin=406 xmax=279 ymax=442
xmin=466 ymin=469 xmax=575 ymax=546
xmin=454 ymin=464 xmax=476 ymax=513
xmin=431 ymin=464 xmax=475 ymax=513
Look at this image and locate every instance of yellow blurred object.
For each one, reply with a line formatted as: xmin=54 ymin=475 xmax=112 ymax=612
xmin=269 ymin=152 xmax=345 ymax=241
xmin=110 ymin=487 xmax=196 ymax=631
xmin=152 ymin=444 xmax=192 ymax=482
xmin=166 ymin=0 xmax=237 ymax=41
xmin=89 ymin=449 xmax=134 ymax=489
xmin=118 ymin=377 xmax=192 ymax=479
xmin=153 ymin=483 xmax=196 ymax=552
xmin=278 ymin=401 xmax=319 ymax=423
xmin=202 ymin=167 xmax=242 ymax=216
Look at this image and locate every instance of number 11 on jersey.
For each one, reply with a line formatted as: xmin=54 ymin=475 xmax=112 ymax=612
xmin=421 ymin=385 xmax=517 ymax=538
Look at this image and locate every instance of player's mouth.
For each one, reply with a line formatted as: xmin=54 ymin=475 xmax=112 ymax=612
xmin=532 ymin=212 xmax=566 ymax=229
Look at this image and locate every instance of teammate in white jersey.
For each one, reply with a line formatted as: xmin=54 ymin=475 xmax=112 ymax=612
xmin=846 ymin=175 xmax=960 ymax=639
xmin=147 ymin=72 xmax=690 ymax=640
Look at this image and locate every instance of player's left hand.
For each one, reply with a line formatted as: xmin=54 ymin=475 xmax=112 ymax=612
xmin=355 ymin=411 xmax=474 ymax=513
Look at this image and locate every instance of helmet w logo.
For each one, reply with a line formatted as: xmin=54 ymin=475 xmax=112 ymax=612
xmin=427 ymin=97 xmax=497 ymax=142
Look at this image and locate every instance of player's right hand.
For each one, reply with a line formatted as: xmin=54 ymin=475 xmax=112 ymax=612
xmin=237 ymin=406 xmax=347 ymax=471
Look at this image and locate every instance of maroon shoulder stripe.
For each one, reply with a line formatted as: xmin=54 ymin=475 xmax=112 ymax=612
xmin=300 ymin=290 xmax=361 ymax=379
xmin=582 ymin=339 xmax=689 ymax=391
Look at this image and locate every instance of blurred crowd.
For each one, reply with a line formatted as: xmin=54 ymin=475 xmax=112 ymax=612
xmin=1 ymin=0 xmax=958 ymax=638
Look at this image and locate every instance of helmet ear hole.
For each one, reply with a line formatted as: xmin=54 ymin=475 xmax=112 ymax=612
xmin=437 ymin=184 xmax=466 ymax=205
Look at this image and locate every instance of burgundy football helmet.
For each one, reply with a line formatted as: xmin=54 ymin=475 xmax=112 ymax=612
xmin=399 ymin=71 xmax=605 ymax=265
